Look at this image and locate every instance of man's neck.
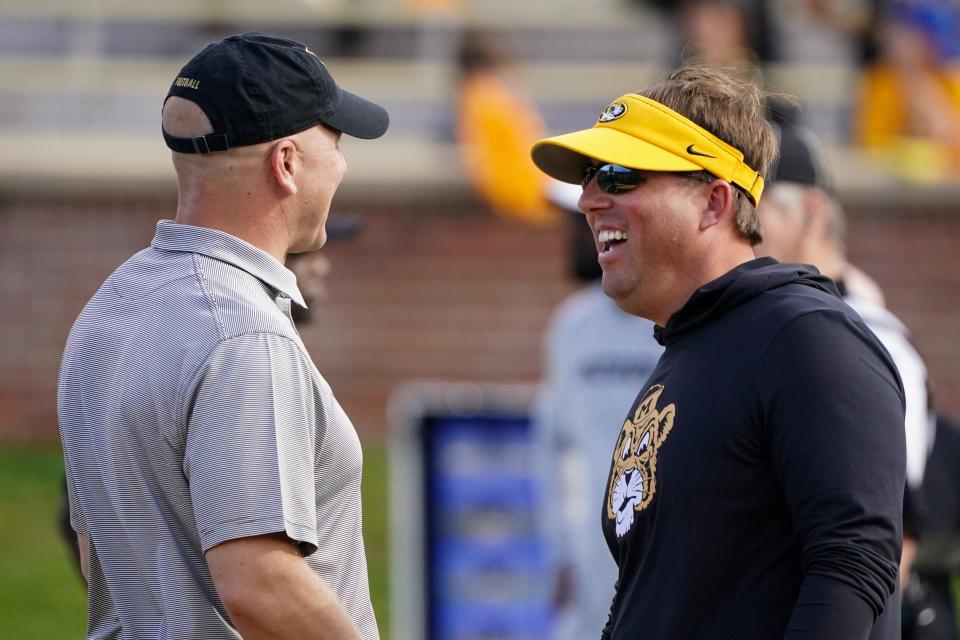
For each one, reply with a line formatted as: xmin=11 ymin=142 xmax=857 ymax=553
xmin=175 ymin=200 xmax=289 ymax=264
xmin=654 ymin=243 xmax=757 ymax=326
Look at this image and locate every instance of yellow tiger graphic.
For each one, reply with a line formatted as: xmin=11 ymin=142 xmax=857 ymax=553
xmin=606 ymin=384 xmax=676 ymax=537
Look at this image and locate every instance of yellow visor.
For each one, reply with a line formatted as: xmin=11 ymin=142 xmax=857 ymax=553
xmin=531 ymin=94 xmax=765 ymax=206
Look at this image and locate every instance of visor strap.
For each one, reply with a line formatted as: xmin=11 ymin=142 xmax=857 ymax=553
xmin=733 ymin=172 xmax=763 ymax=206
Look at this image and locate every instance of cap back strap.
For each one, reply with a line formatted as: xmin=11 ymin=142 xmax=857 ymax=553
xmin=162 ymin=130 xmax=230 ymax=155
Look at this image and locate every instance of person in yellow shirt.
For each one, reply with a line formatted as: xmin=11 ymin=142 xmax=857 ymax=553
xmin=855 ymin=2 xmax=960 ymax=177
xmin=457 ymin=33 xmax=553 ymax=225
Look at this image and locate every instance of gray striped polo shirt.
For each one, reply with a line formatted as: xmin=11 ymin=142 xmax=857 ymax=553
xmin=58 ymin=220 xmax=379 ymax=639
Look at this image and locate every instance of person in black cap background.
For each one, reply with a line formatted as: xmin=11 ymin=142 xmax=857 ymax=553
xmin=755 ymin=115 xmax=931 ymax=567
xmin=757 ymin=117 xmax=931 ymax=494
xmin=57 ymin=33 xmax=387 ymax=639
xmin=756 ymin=114 xmax=937 ymax=639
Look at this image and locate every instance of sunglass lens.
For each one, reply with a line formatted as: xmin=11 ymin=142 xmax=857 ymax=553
xmin=596 ymin=165 xmax=642 ymax=194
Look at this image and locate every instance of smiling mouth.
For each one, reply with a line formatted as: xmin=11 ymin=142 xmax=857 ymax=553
xmin=598 ymin=229 xmax=629 ymax=253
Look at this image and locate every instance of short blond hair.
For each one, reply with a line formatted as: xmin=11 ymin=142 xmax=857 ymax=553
xmin=639 ymin=64 xmax=779 ymax=245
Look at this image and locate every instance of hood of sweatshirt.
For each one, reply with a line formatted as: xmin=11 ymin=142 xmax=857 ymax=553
xmin=653 ymin=257 xmax=840 ymax=346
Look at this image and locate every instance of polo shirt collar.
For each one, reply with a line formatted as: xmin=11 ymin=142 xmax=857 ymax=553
xmin=151 ymin=220 xmax=307 ymax=308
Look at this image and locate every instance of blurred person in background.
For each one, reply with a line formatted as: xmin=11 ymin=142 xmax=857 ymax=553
xmin=910 ymin=400 xmax=960 ymax=640
xmin=406 ymin=0 xmax=461 ymax=12
xmin=649 ymin=0 xmax=775 ymax=75
xmin=287 ymin=215 xmax=362 ymax=325
xmin=755 ymin=114 xmax=931 ymax=555
xmin=804 ymin=0 xmax=883 ymax=61
xmin=758 ymin=107 xmax=933 ymax=454
xmin=57 ymin=33 xmax=387 ymax=640
xmin=457 ymin=30 xmax=553 ymax=225
xmin=854 ymin=0 xmax=960 ymax=179
xmin=531 ymin=64 xmax=905 ymax=638
xmin=535 ymin=182 xmax=663 ymax=640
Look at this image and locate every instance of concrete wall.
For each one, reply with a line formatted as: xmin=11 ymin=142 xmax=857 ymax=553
xmin=1 ymin=195 xmax=957 ymax=442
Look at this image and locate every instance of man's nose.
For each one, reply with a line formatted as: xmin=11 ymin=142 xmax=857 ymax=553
xmin=579 ymin=179 xmax=612 ymax=214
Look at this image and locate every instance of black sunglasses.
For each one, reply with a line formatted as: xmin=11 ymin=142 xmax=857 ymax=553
xmin=581 ymin=163 xmax=646 ymax=194
xmin=582 ymin=164 xmax=718 ymax=195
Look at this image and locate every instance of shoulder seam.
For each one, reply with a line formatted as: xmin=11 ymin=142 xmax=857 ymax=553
xmin=174 ymin=254 xmax=228 ymax=435
xmin=191 ymin=253 xmax=227 ymax=341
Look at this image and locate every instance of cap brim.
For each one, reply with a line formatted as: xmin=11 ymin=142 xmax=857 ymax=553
xmin=532 ymin=127 xmax=702 ymax=184
xmin=325 ymin=89 xmax=390 ymax=140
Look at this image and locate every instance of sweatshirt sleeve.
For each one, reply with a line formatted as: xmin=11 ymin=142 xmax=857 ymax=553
xmin=757 ymin=309 xmax=905 ymax=639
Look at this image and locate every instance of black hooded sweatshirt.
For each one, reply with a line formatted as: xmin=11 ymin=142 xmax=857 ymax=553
xmin=600 ymin=258 xmax=905 ymax=640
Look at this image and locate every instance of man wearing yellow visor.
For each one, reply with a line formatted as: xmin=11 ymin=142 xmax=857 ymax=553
xmin=531 ymin=65 xmax=905 ymax=639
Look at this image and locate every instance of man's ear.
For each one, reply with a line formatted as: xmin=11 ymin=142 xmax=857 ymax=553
xmin=801 ymin=187 xmax=831 ymax=237
xmin=269 ymin=139 xmax=299 ymax=196
xmin=698 ymin=179 xmax=735 ymax=232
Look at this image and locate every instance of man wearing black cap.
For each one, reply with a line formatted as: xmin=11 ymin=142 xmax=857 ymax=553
xmin=57 ymin=33 xmax=388 ymax=639
xmin=530 ymin=64 xmax=905 ymax=639
xmin=757 ymin=119 xmax=929 ymax=499
xmin=757 ymin=117 xmax=932 ymax=596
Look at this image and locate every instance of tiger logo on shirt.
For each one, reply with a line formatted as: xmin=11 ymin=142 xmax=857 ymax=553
xmin=606 ymin=384 xmax=676 ymax=537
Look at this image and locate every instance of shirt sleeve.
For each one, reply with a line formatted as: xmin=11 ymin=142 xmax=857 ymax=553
xmin=757 ymin=310 xmax=905 ymax=639
xmin=868 ymin=322 xmax=929 ymax=488
xmin=184 ymin=333 xmax=321 ymax=555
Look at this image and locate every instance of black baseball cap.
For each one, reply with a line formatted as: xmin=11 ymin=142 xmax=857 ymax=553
xmin=767 ymin=121 xmax=833 ymax=192
xmin=163 ymin=32 xmax=389 ymax=154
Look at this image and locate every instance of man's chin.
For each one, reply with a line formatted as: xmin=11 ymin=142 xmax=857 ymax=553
xmin=601 ymin=277 xmax=656 ymax=321
xmin=600 ymin=274 xmax=628 ymax=303
xmin=291 ymin=235 xmax=327 ymax=254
